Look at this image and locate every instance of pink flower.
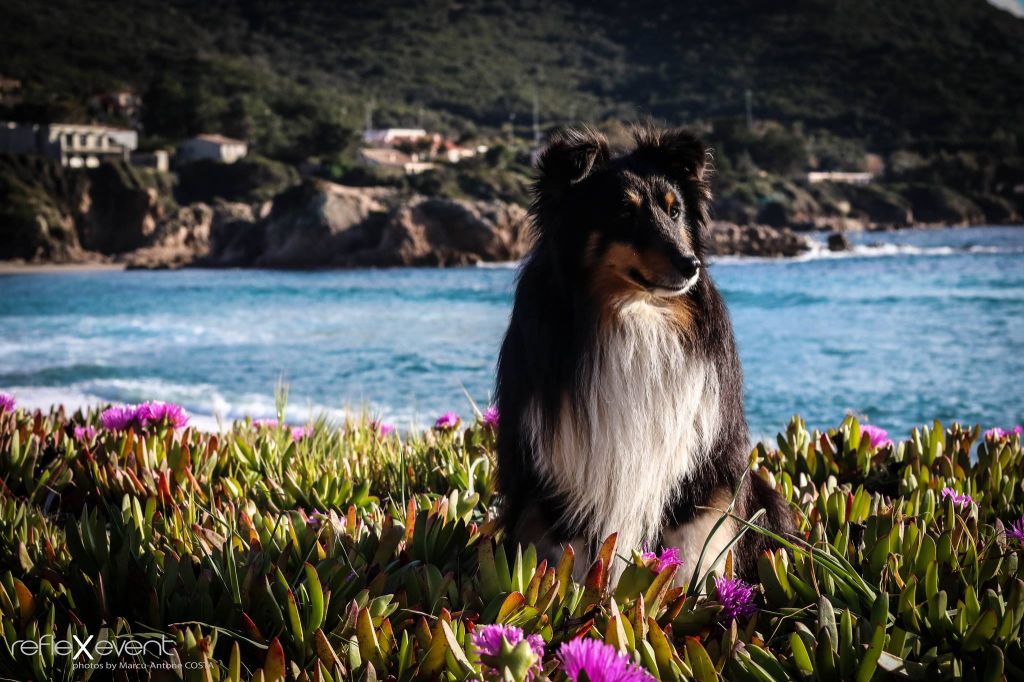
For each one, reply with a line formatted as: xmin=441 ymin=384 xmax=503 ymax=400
xmin=714 ymin=576 xmax=757 ymax=621
xmin=138 ymin=401 xmax=189 ymax=429
xmin=941 ymin=487 xmax=973 ymax=508
xmin=253 ymin=418 xmax=279 ymax=429
xmin=1005 ymin=516 xmax=1024 ymax=543
xmin=640 ymin=547 xmax=683 ymax=573
xmin=291 ymin=426 xmax=312 ymax=442
xmin=557 ymin=638 xmax=654 ymax=682
xmin=434 ymin=411 xmax=461 ymax=431
xmin=471 ymin=624 xmax=544 ymax=680
xmin=482 ymin=405 xmax=500 ymax=428
xmin=73 ymin=425 xmax=97 ymax=442
xmin=101 ymin=404 xmax=141 ymax=431
xmin=986 ymin=426 xmax=1023 ymax=440
xmin=860 ymin=424 xmax=893 ymax=448
xmin=0 ymin=393 xmax=15 ymax=413
xmin=371 ymin=420 xmax=395 ymax=436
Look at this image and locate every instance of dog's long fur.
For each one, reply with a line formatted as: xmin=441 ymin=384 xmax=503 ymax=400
xmin=496 ymin=126 xmax=792 ymax=580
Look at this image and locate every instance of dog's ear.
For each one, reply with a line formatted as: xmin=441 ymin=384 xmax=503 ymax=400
xmin=533 ymin=127 xmax=610 ymax=202
xmin=632 ymin=126 xmax=708 ymax=184
xmin=632 ymin=127 xmax=711 ymax=229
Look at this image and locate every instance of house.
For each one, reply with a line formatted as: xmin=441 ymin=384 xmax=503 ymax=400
xmin=178 ymin=134 xmax=248 ymax=164
xmin=359 ymin=147 xmax=435 ymax=174
xmin=441 ymin=141 xmax=488 ymax=163
xmin=362 ymin=128 xmax=429 ymax=146
xmin=807 ymin=171 xmax=875 ymax=185
xmin=0 ymin=121 xmax=138 ymax=167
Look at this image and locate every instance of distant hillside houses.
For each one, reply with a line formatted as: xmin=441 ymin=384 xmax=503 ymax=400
xmin=0 ymin=121 xmax=137 ymax=168
xmin=178 ymin=134 xmax=248 ymax=164
xmin=361 ymin=127 xmax=485 ymax=174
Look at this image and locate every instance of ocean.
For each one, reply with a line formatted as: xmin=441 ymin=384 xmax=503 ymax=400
xmin=1 ymin=226 xmax=1021 ymax=441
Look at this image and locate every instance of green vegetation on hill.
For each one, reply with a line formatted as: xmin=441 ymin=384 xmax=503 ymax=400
xmin=1 ymin=401 xmax=1024 ymax=679
xmin=2 ymin=0 xmax=1023 ymax=157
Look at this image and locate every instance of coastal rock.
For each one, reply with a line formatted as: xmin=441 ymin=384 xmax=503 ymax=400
xmin=122 ymin=203 xmax=214 ymax=269
xmin=249 ymin=180 xmax=531 ymax=268
xmin=0 ymin=154 xmax=94 ymax=262
xmin=899 ymin=184 xmax=984 ymax=225
xmin=827 ymin=232 xmax=852 ymax=251
xmin=346 ymin=196 xmax=530 ymax=267
xmin=706 ymin=222 xmax=812 ymax=258
xmin=256 ymin=180 xmax=398 ymax=267
xmin=78 ymin=163 xmax=175 ymax=254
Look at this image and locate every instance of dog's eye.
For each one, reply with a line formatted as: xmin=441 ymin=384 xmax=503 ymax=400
xmin=669 ymin=205 xmax=681 ymax=220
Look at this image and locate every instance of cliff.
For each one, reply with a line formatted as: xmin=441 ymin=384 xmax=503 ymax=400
xmin=0 ymin=157 xmax=814 ymax=269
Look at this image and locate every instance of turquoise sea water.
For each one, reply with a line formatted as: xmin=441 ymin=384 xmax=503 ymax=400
xmin=1 ymin=226 xmax=1022 ymax=439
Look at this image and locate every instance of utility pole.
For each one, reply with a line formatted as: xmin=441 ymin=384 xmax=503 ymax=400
xmin=745 ymin=89 xmax=753 ymax=130
xmin=364 ymin=98 xmax=375 ymax=135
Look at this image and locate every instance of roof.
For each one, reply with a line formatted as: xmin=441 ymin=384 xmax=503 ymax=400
xmin=191 ymin=133 xmax=247 ymax=146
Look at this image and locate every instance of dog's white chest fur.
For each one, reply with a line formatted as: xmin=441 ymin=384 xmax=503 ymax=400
xmin=528 ymin=299 xmax=721 ymax=564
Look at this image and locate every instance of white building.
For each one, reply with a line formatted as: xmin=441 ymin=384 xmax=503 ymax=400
xmin=178 ymin=134 xmax=248 ymax=164
xmin=807 ymin=171 xmax=875 ymax=185
xmin=0 ymin=121 xmax=138 ymax=168
xmin=362 ymin=128 xmax=429 ymax=146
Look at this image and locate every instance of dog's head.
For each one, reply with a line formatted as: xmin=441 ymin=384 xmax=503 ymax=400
xmin=532 ymin=126 xmax=711 ymax=302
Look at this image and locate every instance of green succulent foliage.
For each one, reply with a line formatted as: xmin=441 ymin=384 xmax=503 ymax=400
xmin=1 ymin=404 xmax=1023 ymax=680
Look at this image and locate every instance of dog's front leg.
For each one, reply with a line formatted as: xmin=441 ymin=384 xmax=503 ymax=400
xmin=661 ymin=487 xmax=738 ymax=582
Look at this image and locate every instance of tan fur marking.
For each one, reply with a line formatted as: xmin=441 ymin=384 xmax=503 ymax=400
xmin=626 ymin=189 xmax=642 ymax=207
xmin=664 ymin=191 xmax=676 ymax=212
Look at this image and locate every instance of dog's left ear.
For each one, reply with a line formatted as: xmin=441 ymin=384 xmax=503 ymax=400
xmin=632 ymin=127 xmax=708 ymax=184
xmin=632 ymin=127 xmax=711 ymax=229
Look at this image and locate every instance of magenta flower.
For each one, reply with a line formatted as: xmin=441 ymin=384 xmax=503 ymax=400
xmin=0 ymin=393 xmax=14 ymax=413
xmin=434 ymin=411 xmax=461 ymax=430
xmin=291 ymin=426 xmax=312 ymax=441
xmin=557 ymin=638 xmax=654 ymax=682
xmin=986 ymin=426 xmax=1023 ymax=440
xmin=482 ymin=405 xmax=500 ymax=428
xmin=73 ymin=425 xmax=97 ymax=442
xmin=640 ymin=547 xmax=683 ymax=573
xmin=138 ymin=401 xmax=189 ymax=429
xmin=714 ymin=576 xmax=757 ymax=621
xmin=1005 ymin=516 xmax=1024 ymax=543
xmin=306 ymin=511 xmax=327 ymax=529
xmin=371 ymin=419 xmax=395 ymax=437
xmin=941 ymin=487 xmax=973 ymax=508
xmin=471 ymin=624 xmax=544 ymax=680
xmin=101 ymin=404 xmax=141 ymax=431
xmin=860 ymin=424 xmax=893 ymax=448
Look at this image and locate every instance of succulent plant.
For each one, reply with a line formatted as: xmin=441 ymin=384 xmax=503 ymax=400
xmin=1 ymin=404 xmax=1022 ymax=679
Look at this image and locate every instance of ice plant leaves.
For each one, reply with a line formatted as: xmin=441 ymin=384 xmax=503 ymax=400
xmin=1 ymin=406 xmax=1024 ymax=678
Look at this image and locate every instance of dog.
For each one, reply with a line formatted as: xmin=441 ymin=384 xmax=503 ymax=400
xmin=495 ymin=125 xmax=791 ymax=581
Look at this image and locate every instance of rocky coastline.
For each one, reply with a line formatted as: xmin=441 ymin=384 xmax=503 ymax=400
xmin=3 ymin=154 xmax=1018 ymax=270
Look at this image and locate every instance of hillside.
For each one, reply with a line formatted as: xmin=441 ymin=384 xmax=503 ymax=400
xmin=2 ymin=0 xmax=1023 ymax=160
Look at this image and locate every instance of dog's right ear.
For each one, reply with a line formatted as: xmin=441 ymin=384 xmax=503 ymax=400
xmin=533 ymin=127 xmax=609 ymax=203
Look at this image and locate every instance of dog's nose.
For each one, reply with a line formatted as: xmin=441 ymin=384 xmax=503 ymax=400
xmin=672 ymin=254 xmax=702 ymax=279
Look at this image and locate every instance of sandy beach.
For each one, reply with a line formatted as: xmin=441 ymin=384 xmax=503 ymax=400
xmin=0 ymin=262 xmax=127 ymax=274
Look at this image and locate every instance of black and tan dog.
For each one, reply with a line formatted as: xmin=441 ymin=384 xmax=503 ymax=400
xmin=495 ymin=126 xmax=791 ymax=580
